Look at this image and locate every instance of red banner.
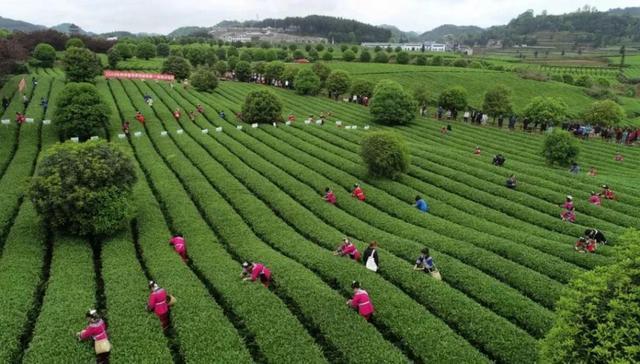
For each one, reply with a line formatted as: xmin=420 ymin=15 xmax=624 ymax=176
xmin=103 ymin=70 xmax=175 ymax=81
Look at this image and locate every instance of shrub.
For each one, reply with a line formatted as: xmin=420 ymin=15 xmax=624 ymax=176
xmin=438 ymin=86 xmax=468 ymax=112
xmin=574 ymin=75 xmax=593 ymax=88
xmin=115 ymin=43 xmax=133 ymax=59
xmin=374 ymin=51 xmax=389 ymax=63
xmin=396 ymin=51 xmax=410 ymax=65
xmin=65 ymin=37 xmax=84 ymax=49
xmin=307 ymin=49 xmax=319 ymax=61
xmin=596 ymin=77 xmax=610 ymax=87
xmin=413 ymin=85 xmax=430 ymax=108
xmin=321 ymin=52 xmax=333 ymax=61
xmin=161 ymin=56 xmax=191 ymax=80
xmin=191 ymin=67 xmax=218 ymax=92
xmin=359 ymin=50 xmax=371 ymax=62
xmin=107 ymin=47 xmax=120 ymax=69
xmin=340 ymin=44 xmax=349 ymax=52
xmin=292 ymin=50 xmax=305 ymax=59
xmin=63 ymin=47 xmax=101 ymax=83
xmin=415 ymin=55 xmax=427 ymax=65
xmin=483 ymin=85 xmax=513 ymax=118
xmin=351 ymin=79 xmax=374 ymax=97
xmin=453 ymin=59 xmax=468 ymax=67
xmin=523 ymin=96 xmax=567 ymax=124
xmin=312 ymin=62 xmax=331 ymax=84
xmin=431 ymin=55 xmax=443 ymax=66
xmin=32 ymin=43 xmax=56 ymax=67
xmin=369 ymin=80 xmax=417 ymax=125
xmin=241 ymin=89 xmax=283 ymax=124
xmin=235 ymin=60 xmax=251 ymax=82
xmin=282 ymin=66 xmax=299 ymax=84
xmin=252 ymin=61 xmax=266 ymax=75
xmin=326 ymin=70 xmax=351 ymax=99
xmin=582 ymin=100 xmax=625 ymax=126
xmin=540 ymin=229 xmax=640 ymax=363
xmin=551 ymin=74 xmax=563 ymax=82
xmin=54 ymin=82 xmax=111 ymax=140
xmin=562 ymin=74 xmax=574 ymax=84
xmin=294 ymin=68 xmax=321 ymax=95
xmin=265 ymin=61 xmax=285 ymax=82
xmin=156 ymin=43 xmax=170 ymax=57
xmin=541 ymin=129 xmax=580 ymax=166
xmin=361 ymin=132 xmax=410 ymax=179
xmin=29 ymin=141 xmax=137 ymax=236
xmin=136 ymin=42 xmax=156 ymax=60
xmin=342 ymin=49 xmax=355 ymax=62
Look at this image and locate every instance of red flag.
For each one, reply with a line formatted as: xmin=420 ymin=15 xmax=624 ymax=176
xmin=18 ymin=78 xmax=26 ymax=93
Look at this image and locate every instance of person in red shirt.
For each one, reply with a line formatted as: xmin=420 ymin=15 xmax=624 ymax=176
xmin=196 ymin=104 xmax=204 ymax=113
xmin=323 ymin=187 xmax=336 ymax=204
xmin=15 ymin=112 xmax=26 ymax=124
xmin=347 ymin=281 xmax=374 ymax=321
xmin=173 ymin=108 xmax=181 ymax=121
xmin=147 ymin=281 xmax=170 ymax=330
xmin=241 ymin=261 xmax=272 ymax=287
xmin=335 ymin=238 xmax=361 ymax=261
xmin=600 ymin=185 xmax=615 ymax=200
xmin=76 ymin=309 xmax=111 ymax=364
xmin=473 ymin=146 xmax=481 ymax=155
xmin=169 ymin=234 xmax=187 ymax=262
xmin=287 ymin=113 xmax=296 ymax=122
xmin=135 ymin=111 xmax=145 ymax=124
xmin=351 ymin=184 xmax=365 ymax=201
xmin=588 ymin=192 xmax=601 ymax=206
xmin=560 ymin=196 xmax=576 ymax=223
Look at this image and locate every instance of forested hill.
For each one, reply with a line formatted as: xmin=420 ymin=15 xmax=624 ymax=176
xmin=215 ymin=15 xmax=392 ymax=43
xmin=468 ymin=8 xmax=640 ymax=47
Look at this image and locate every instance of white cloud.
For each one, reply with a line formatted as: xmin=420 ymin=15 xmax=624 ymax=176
xmin=2 ymin=0 xmax=638 ymax=34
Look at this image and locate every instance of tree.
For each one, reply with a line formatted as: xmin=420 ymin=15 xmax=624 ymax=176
xmin=63 ymin=47 xmax=101 ymax=83
xmin=32 ymin=43 xmax=56 ymax=67
xmin=342 ymin=49 xmax=356 ymax=62
xmin=53 ymin=82 xmax=111 ymax=141
xmin=234 ymin=60 xmax=252 ymax=82
xmin=65 ymin=37 xmax=84 ymax=49
xmin=340 ymin=44 xmax=348 ymax=52
xmin=252 ymin=61 xmax=266 ymax=75
xmin=161 ymin=56 xmax=191 ymax=80
xmin=369 ymin=80 xmax=417 ymax=125
xmin=413 ymin=85 xmax=430 ymax=108
xmin=282 ymin=66 xmax=299 ymax=84
xmin=214 ymin=60 xmax=228 ymax=76
xmin=294 ymin=68 xmax=321 ymax=95
xmin=265 ymin=61 xmax=285 ymax=82
xmin=115 ymin=43 xmax=133 ymax=59
xmin=312 ymin=62 xmax=331 ymax=85
xmin=374 ymin=51 xmax=389 ymax=63
xmin=438 ymin=86 xmax=468 ymax=113
xmin=359 ymin=50 xmax=371 ymax=62
xmin=396 ymin=51 xmax=410 ymax=65
xmin=241 ymin=89 xmax=283 ymax=124
xmin=361 ymin=132 xmax=410 ymax=180
xmin=326 ymin=70 xmax=351 ymax=99
xmin=541 ymin=129 xmax=579 ymax=166
xmin=523 ymin=96 xmax=567 ymax=124
xmin=582 ymin=100 xmax=625 ymax=126
xmin=292 ymin=49 xmax=305 ymax=59
xmin=619 ymin=45 xmax=626 ymax=70
xmin=307 ymin=49 xmax=319 ymax=61
xmin=215 ymin=47 xmax=226 ymax=61
xmin=156 ymin=43 xmax=170 ymax=57
xmin=351 ymin=79 xmax=374 ymax=97
xmin=315 ymin=43 xmax=325 ymax=52
xmin=136 ymin=42 xmax=156 ymax=60
xmin=191 ymin=67 xmax=218 ymax=92
xmin=482 ymin=85 xmax=513 ymax=118
xmin=320 ymin=51 xmax=332 ymax=61
xmin=431 ymin=55 xmax=443 ymax=66
xmin=227 ymin=46 xmax=239 ymax=57
xmin=29 ymin=141 xmax=137 ymax=236
xmin=540 ymin=229 xmax=640 ymax=363
xmin=0 ymin=38 xmax=28 ymax=78
xmin=107 ymin=47 xmax=121 ymax=69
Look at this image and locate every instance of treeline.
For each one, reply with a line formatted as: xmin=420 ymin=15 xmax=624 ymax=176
xmin=467 ymin=9 xmax=640 ymax=47
xmin=220 ymin=15 xmax=392 ymax=43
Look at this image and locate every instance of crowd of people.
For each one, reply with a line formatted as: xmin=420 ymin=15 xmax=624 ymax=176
xmin=564 ymin=123 xmax=640 ymax=145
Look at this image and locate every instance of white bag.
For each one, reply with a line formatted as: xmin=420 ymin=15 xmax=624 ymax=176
xmin=365 ymin=250 xmax=378 ymax=272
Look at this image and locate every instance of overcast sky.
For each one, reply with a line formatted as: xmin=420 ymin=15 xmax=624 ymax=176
xmin=3 ymin=0 xmax=638 ymax=34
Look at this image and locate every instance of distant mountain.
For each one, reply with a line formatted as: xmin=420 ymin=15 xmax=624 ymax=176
xmin=379 ymin=24 xmax=420 ymax=42
xmin=607 ymin=7 xmax=640 ymax=17
xmin=419 ymin=24 xmax=484 ymax=42
xmin=0 ymin=16 xmax=45 ymax=32
xmin=168 ymin=26 xmax=210 ymax=37
xmin=50 ymin=23 xmax=90 ymax=35
xmin=100 ymin=31 xmax=134 ymax=38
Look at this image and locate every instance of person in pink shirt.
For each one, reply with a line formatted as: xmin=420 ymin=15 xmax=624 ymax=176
xmin=241 ymin=261 xmax=272 ymax=287
xmin=589 ymin=192 xmax=601 ymax=206
xmin=323 ymin=187 xmax=336 ymax=204
xmin=76 ymin=309 xmax=111 ymax=364
xmin=169 ymin=233 xmax=188 ymax=262
xmin=347 ymin=281 xmax=374 ymax=321
xmin=560 ymin=195 xmax=576 ymax=223
xmin=147 ymin=281 xmax=170 ymax=330
xmin=334 ymin=238 xmax=361 ymax=261
xmin=351 ymin=183 xmax=366 ymax=201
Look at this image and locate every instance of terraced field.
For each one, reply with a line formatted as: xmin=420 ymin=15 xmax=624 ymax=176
xmin=0 ymin=72 xmax=638 ymax=363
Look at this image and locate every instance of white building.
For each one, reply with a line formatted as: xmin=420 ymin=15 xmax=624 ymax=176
xmin=360 ymin=42 xmax=423 ymax=51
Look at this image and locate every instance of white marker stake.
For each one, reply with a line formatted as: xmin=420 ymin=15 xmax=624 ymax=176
xmin=215 ymin=127 xmax=223 ymax=132
xmin=364 ymin=125 xmax=370 ymax=130
xmin=201 ymin=129 xmax=209 ymax=134
xmin=236 ymin=125 xmax=243 ymax=130
xmin=134 ymin=131 xmax=142 ymax=137
xmin=335 ymin=121 xmax=342 ymax=126
xmin=345 ymin=125 xmax=352 ymax=130
xmin=70 ymin=137 xmax=79 ymax=143
xmin=304 ymin=120 xmax=311 ymax=125
xmin=117 ymin=133 xmax=126 ymax=139
xmin=42 ymin=119 xmax=51 ymax=125
xmin=26 ymin=118 xmax=34 ymax=123
xmin=176 ymin=129 xmax=184 ymax=135
xmin=352 ymin=125 xmax=358 ymax=130
xmin=160 ymin=131 xmax=168 ymax=137
xmin=251 ymin=123 xmax=258 ymax=129
xmin=1 ymin=119 xmax=10 ymax=126
xmin=315 ymin=120 xmax=322 ymax=125
xmin=272 ymin=122 xmax=277 ymax=127
xmin=90 ymin=136 xmax=99 ymax=141
xmin=285 ymin=121 xmax=291 ymax=126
